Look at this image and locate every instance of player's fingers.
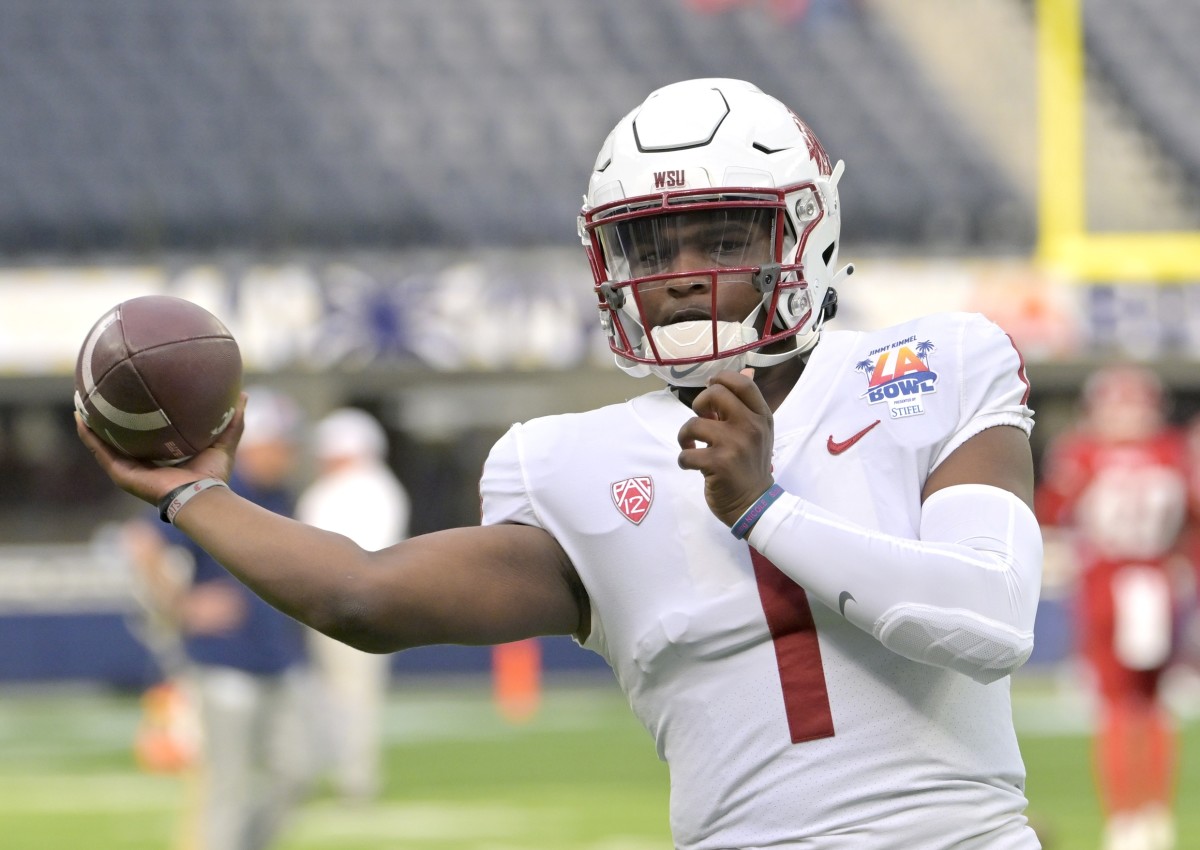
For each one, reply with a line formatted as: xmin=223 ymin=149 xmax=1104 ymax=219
xmin=77 ymin=411 xmax=209 ymax=503
xmin=705 ymin=369 xmax=771 ymax=417
xmin=689 ymin=381 xmax=732 ymax=421
xmin=677 ymin=444 xmax=708 ymax=471
xmin=677 ymin=416 xmax=722 ymax=456
xmin=211 ymin=392 xmax=248 ymax=450
xmin=75 ymin=411 xmax=160 ymax=493
xmin=75 ymin=412 xmax=120 ymax=469
xmin=691 ymin=380 xmax=764 ymax=426
xmin=76 ymin=411 xmax=162 ymax=479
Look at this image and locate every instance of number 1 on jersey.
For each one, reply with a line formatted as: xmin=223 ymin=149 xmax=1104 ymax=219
xmin=750 ymin=548 xmax=835 ymax=744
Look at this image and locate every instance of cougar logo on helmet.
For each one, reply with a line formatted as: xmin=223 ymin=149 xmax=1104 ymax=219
xmin=788 ymin=110 xmax=833 ymax=176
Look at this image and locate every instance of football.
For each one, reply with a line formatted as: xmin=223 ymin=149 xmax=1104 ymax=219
xmin=74 ymin=295 xmax=243 ymax=464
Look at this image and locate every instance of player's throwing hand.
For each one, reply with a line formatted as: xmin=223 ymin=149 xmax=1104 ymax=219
xmin=76 ymin=392 xmax=247 ymax=508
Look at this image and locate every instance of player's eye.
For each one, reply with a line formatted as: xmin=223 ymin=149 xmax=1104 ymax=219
xmin=702 ymin=229 xmax=759 ymax=266
xmin=711 ymin=236 xmax=749 ymax=262
xmin=634 ymin=247 xmax=671 ymax=273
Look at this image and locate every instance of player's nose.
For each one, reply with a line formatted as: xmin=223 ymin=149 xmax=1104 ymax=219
xmin=662 ymin=249 xmax=713 ymax=292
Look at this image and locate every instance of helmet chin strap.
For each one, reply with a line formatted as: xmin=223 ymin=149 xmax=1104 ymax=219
xmin=745 ymin=344 xmax=803 ymax=369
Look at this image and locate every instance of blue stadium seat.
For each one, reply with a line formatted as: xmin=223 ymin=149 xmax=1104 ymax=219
xmin=1086 ymin=0 xmax=1200 ymax=191
xmin=0 ymin=0 xmax=1038 ymax=254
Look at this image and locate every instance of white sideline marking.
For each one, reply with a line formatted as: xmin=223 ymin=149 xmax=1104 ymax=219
xmin=286 ymin=802 xmax=663 ymax=849
xmin=0 ymin=773 xmax=180 ymax=812
xmin=286 ymin=801 xmax=529 ymax=843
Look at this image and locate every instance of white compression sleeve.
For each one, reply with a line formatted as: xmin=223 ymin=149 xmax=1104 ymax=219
xmin=746 ymin=483 xmax=1043 ymax=684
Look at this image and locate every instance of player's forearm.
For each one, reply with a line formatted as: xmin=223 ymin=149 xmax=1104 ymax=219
xmin=168 ymin=486 xmax=585 ymax=653
xmin=747 ymin=483 xmax=1043 ymax=683
xmin=170 ymin=486 xmax=404 ymax=650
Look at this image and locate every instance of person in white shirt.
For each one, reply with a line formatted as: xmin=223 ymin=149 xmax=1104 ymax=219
xmin=297 ymin=407 xmax=410 ymax=802
xmin=79 ymin=78 xmax=1043 ymax=849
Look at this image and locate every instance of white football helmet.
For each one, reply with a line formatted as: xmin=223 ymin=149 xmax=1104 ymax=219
xmin=579 ymin=78 xmax=852 ymax=386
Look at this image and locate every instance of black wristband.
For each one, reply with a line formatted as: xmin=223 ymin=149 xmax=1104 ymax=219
xmin=158 ymin=482 xmax=196 ymax=523
xmin=157 ymin=478 xmax=228 ymax=524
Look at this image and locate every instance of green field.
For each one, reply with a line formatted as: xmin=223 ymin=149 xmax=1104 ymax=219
xmin=1 ymin=674 xmax=1197 ymax=850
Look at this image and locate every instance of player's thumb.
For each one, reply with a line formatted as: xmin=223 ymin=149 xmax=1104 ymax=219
xmin=212 ymin=392 xmax=248 ymax=450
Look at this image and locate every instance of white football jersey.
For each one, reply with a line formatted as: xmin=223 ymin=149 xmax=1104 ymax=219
xmin=481 ymin=312 xmax=1040 ymax=849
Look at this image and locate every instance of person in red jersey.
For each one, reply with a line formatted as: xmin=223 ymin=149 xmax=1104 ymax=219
xmin=1037 ymin=365 xmax=1187 ymax=850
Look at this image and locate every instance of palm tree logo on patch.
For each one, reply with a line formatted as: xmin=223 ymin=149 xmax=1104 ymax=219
xmin=858 ymin=339 xmax=938 ymax=419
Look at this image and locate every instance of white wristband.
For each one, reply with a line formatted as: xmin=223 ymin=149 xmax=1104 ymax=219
xmin=159 ymin=478 xmax=228 ymax=524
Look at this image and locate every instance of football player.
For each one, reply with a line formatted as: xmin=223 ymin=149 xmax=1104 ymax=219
xmin=80 ymin=79 xmax=1043 ymax=849
xmin=1038 ymin=365 xmax=1185 ymax=850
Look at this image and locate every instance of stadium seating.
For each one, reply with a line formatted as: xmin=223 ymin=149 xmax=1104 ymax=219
xmin=0 ymin=0 xmax=1033 ymax=255
xmin=1085 ymin=0 xmax=1200 ymax=193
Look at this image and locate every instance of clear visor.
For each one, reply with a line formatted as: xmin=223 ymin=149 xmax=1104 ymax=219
xmin=597 ymin=208 xmax=779 ymax=285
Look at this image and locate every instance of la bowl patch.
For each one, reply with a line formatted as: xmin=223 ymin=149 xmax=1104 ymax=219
xmin=855 ymin=336 xmax=938 ymax=420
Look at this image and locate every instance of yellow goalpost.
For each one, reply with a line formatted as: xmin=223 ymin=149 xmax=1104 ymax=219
xmin=1036 ymin=0 xmax=1200 ymax=282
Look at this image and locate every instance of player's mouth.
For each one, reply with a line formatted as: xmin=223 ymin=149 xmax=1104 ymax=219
xmin=663 ymin=308 xmax=712 ymax=325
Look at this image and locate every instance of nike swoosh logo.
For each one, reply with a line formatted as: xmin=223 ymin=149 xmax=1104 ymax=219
xmin=668 ymin=363 xmax=704 ymax=380
xmin=827 ymin=420 xmax=881 ymax=455
xmin=838 ymin=591 xmax=855 ymax=617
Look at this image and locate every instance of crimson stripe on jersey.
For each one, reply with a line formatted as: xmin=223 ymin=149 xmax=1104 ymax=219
xmin=1005 ymin=333 xmax=1031 ymax=405
xmin=750 ymin=548 xmax=835 ymax=744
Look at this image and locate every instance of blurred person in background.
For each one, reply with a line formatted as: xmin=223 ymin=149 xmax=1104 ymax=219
xmin=296 ymin=407 xmax=410 ymax=803
xmin=81 ymin=79 xmax=1044 ymax=849
xmin=1036 ymin=365 xmax=1188 ymax=850
xmin=1181 ymin=416 xmax=1200 ymax=672
xmin=125 ymin=386 xmax=313 ymax=850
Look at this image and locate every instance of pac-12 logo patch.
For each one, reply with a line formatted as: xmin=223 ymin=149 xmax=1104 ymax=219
xmin=855 ymin=337 xmax=938 ymax=420
xmin=612 ymin=476 xmax=654 ymax=525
